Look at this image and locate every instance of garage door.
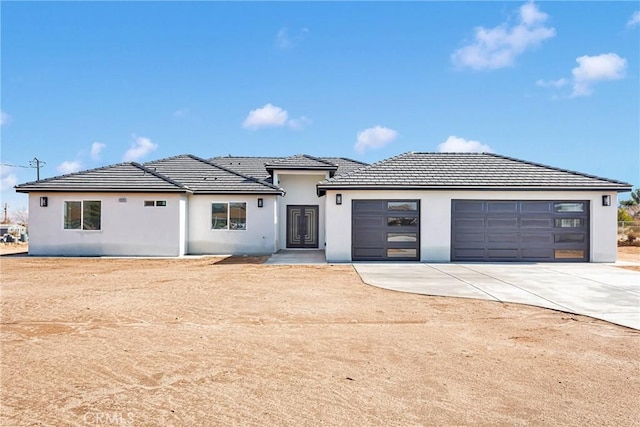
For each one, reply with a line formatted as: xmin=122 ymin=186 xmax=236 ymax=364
xmin=352 ymin=200 xmax=420 ymax=261
xmin=451 ymin=200 xmax=589 ymax=262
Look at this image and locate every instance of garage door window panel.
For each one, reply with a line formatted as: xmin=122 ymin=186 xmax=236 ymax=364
xmin=387 ymin=232 xmax=417 ymax=242
xmin=388 ymin=201 xmax=418 ymax=211
xmin=555 ymin=249 xmax=585 ymax=259
xmin=554 ymin=202 xmax=585 ymax=213
xmin=555 ymin=234 xmax=585 ymax=243
xmin=388 ymin=217 xmax=418 ymax=227
xmin=555 ymin=218 xmax=584 ymax=228
xmin=387 ymin=248 xmax=417 ymax=258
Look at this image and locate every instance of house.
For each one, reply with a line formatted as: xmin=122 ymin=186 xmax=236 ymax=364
xmin=15 ymin=152 xmax=632 ymax=262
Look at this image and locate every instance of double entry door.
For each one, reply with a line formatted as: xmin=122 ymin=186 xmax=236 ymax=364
xmin=286 ymin=205 xmax=319 ymax=248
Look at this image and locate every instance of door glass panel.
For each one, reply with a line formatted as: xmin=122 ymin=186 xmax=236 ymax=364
xmin=555 ymin=218 xmax=583 ymax=228
xmin=555 ymin=249 xmax=585 ymax=259
xmin=387 ymin=201 xmax=417 ymax=211
xmin=387 ymin=232 xmax=417 ymax=242
xmin=554 ymin=203 xmax=584 ymax=213
xmin=387 ymin=248 xmax=417 ymax=258
xmin=387 ymin=217 xmax=418 ymax=226
xmin=554 ymin=234 xmax=585 ymax=243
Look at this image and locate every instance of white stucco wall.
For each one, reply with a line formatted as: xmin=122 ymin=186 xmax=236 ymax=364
xmin=274 ymin=171 xmax=327 ymax=250
xmin=27 ymin=192 xmax=187 ymax=256
xmin=187 ymin=194 xmax=278 ymax=255
xmin=324 ymin=190 xmax=619 ymax=263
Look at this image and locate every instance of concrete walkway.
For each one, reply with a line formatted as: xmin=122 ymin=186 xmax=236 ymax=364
xmin=265 ymin=250 xmax=326 ymax=265
xmin=354 ymin=263 xmax=640 ymax=330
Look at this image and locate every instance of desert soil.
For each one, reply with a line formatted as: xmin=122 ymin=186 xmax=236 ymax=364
xmin=1 ymin=254 xmax=639 ymax=426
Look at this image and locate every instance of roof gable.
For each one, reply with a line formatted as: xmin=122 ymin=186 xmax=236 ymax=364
xmin=318 ymin=152 xmax=632 ymax=191
xmin=265 ymin=154 xmax=337 ymax=171
xmin=15 ymin=163 xmax=187 ymax=193
xmin=210 ymin=155 xmax=368 ymax=181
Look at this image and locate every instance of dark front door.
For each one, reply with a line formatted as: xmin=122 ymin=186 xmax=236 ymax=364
xmin=286 ymin=205 xmax=319 ymax=248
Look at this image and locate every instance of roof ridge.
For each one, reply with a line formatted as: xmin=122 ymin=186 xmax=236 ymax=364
xmin=131 ymin=163 xmax=189 ymax=190
xmin=486 ymin=153 xmax=633 ymax=186
xmin=333 ymin=156 xmax=369 ymax=166
xmin=210 ymin=155 xmax=283 ymax=160
xmin=187 ymin=154 xmax=285 ymax=193
xmin=301 ymin=154 xmax=337 ymax=167
xmin=321 ymin=152 xmax=411 ymax=183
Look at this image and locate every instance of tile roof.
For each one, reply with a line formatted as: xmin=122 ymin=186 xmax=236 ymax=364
xmin=144 ymin=154 xmax=283 ymax=194
xmin=209 ymin=155 xmax=368 ymax=181
xmin=317 ymin=152 xmax=632 ymax=191
xmin=209 ymin=157 xmax=279 ymax=181
xmin=15 ymin=163 xmax=188 ymax=193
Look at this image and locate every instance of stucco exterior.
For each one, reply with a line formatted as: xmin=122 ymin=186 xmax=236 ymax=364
xmin=324 ymin=189 xmax=619 ymax=263
xmin=27 ymin=192 xmax=187 ymax=256
xmin=187 ymin=194 xmax=278 ymax=255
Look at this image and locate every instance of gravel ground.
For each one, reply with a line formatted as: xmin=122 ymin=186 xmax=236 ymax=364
xmin=1 ymin=253 xmax=639 ymax=426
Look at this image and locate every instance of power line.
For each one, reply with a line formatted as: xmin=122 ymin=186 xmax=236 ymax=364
xmin=0 ymin=163 xmax=31 ymax=168
xmin=1 ymin=157 xmax=47 ymax=180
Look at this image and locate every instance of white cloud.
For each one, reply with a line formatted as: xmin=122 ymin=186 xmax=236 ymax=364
xmin=173 ymin=108 xmax=189 ymax=119
xmin=287 ymin=116 xmax=311 ymax=131
xmin=571 ymin=53 xmax=627 ymax=97
xmin=354 ymin=126 xmax=398 ymax=154
xmin=627 ymin=11 xmax=640 ymax=27
xmin=56 ymin=160 xmax=83 ymax=175
xmin=90 ymin=142 xmax=106 ymax=160
xmin=437 ymin=136 xmax=494 ymax=153
xmin=535 ymin=78 xmax=568 ymax=88
xmin=243 ymin=104 xmax=288 ymax=130
xmin=452 ymin=1 xmax=555 ymax=70
xmin=123 ymin=136 xmax=158 ymax=162
xmin=0 ymin=111 xmax=12 ymax=126
xmin=275 ymin=27 xmax=309 ymax=50
xmin=0 ymin=166 xmax=18 ymax=191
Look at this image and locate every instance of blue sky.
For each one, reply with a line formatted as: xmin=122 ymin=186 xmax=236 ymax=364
xmin=2 ymin=1 xmax=639 ymax=212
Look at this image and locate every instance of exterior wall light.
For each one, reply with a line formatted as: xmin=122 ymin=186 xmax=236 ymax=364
xmin=336 ymin=194 xmax=342 ymax=205
xmin=257 ymin=198 xmax=264 ymax=208
xmin=40 ymin=196 xmax=48 ymax=207
xmin=602 ymin=195 xmax=611 ymax=206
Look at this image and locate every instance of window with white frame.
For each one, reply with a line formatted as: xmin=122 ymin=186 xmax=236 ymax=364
xmin=212 ymin=202 xmax=246 ymax=230
xmin=144 ymin=200 xmax=167 ymax=207
xmin=64 ymin=201 xmax=101 ymax=230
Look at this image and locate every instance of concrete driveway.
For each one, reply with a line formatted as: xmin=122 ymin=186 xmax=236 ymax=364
xmin=354 ymin=263 xmax=640 ymax=330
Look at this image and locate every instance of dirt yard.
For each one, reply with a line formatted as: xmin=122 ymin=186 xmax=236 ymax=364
xmin=1 ymin=255 xmax=638 ymax=426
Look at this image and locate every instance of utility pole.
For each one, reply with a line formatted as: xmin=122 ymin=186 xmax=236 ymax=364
xmin=2 ymin=203 xmax=8 ymax=224
xmin=29 ymin=157 xmax=46 ymax=181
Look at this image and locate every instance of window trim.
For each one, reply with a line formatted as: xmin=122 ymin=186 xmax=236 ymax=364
xmin=63 ymin=200 xmax=102 ymax=231
xmin=211 ymin=201 xmax=247 ymax=231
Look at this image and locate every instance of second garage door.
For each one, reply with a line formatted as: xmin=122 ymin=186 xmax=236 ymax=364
xmin=451 ymin=200 xmax=589 ymax=262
